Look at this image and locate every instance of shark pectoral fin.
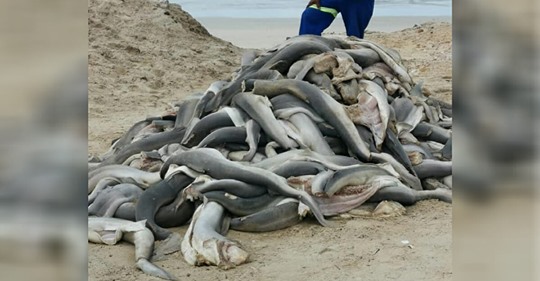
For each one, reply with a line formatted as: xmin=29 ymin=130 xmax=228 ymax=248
xmin=137 ymin=258 xmax=178 ymax=280
xmin=98 ymin=230 xmax=122 ymax=245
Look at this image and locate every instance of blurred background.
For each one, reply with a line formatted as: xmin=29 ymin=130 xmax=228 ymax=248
xmin=0 ymin=0 xmax=87 ymax=280
xmin=0 ymin=0 xmax=537 ymax=280
xmin=453 ymin=0 xmax=538 ymax=280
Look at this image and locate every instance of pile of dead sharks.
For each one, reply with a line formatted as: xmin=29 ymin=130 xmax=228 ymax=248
xmin=88 ymin=35 xmax=452 ymax=280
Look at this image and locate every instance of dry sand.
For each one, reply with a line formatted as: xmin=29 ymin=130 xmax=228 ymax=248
xmin=88 ymin=0 xmax=452 ymax=280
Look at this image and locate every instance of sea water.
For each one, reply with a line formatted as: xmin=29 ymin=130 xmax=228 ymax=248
xmin=171 ymin=0 xmax=452 ymax=18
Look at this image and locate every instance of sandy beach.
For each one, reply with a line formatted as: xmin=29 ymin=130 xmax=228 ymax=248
xmin=88 ymin=0 xmax=452 ymax=280
xmin=198 ymin=16 xmax=451 ymax=48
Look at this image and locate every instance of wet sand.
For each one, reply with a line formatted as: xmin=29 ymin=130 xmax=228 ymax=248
xmin=197 ymin=16 xmax=451 ymax=48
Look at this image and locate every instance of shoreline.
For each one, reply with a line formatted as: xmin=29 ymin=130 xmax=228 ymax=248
xmin=197 ymin=16 xmax=451 ymax=49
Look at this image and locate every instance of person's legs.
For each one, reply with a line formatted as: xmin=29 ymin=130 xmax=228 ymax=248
xmin=298 ymin=0 xmax=341 ymax=36
xmin=340 ymin=0 xmax=375 ymax=38
xmin=299 ymin=8 xmax=335 ymax=36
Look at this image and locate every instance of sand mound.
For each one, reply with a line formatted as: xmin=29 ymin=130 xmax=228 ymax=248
xmin=88 ymin=0 xmax=242 ymax=154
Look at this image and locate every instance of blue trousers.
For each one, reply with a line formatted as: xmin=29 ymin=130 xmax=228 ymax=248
xmin=299 ymin=0 xmax=375 ymax=39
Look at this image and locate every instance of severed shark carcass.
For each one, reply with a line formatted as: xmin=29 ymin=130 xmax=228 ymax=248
xmin=88 ymin=34 xmax=452 ymax=273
